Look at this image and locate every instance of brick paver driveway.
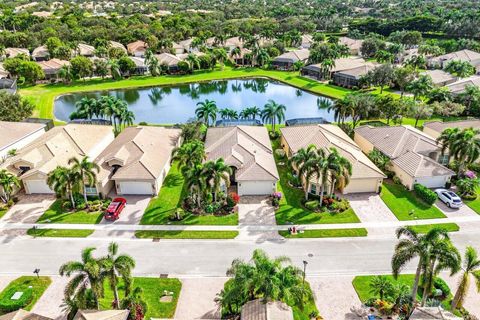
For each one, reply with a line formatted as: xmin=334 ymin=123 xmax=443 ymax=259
xmin=0 ymin=194 xmax=55 ymax=224
xmin=237 ymin=196 xmax=282 ymax=242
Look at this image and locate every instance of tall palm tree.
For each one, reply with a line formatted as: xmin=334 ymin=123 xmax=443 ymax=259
xmin=59 ymin=247 xmax=105 ymax=310
xmin=0 ymin=169 xmax=20 ymax=203
xmin=437 ymin=127 xmax=460 ymax=157
xmin=183 ymin=164 xmax=207 ymax=206
xmin=261 ymin=100 xmax=286 ymax=132
xmin=47 ymin=166 xmax=81 ymax=208
xmin=320 ymin=59 xmax=335 ymax=79
xmin=72 ymin=98 xmax=96 ymax=120
xmin=255 ymin=48 xmax=270 ymax=67
xmin=328 ymin=99 xmax=349 ymax=124
xmin=119 ymin=108 xmax=135 ymax=130
xmin=171 ymin=140 xmax=205 ymax=168
xmin=289 ymin=145 xmax=318 ymax=200
xmin=317 ymin=97 xmax=333 ymax=110
xmin=68 ymin=157 xmax=99 ymax=207
xmin=327 ymin=148 xmax=352 ymax=194
xmin=203 ymin=159 xmax=232 ymax=201
xmin=312 ymin=148 xmax=329 ymax=205
xmin=449 ymin=128 xmax=480 ymax=172
xmin=451 ymin=246 xmax=480 ymax=311
xmin=195 ymin=99 xmax=218 ymax=126
xmin=186 ymin=53 xmax=200 ymax=72
xmin=212 ymin=48 xmax=228 ymax=70
xmin=100 ymin=242 xmax=136 ymax=309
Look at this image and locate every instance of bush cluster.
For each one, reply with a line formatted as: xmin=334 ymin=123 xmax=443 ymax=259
xmin=413 ymin=184 xmax=437 ymax=205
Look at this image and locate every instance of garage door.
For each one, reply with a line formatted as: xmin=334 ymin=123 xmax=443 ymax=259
xmin=343 ymin=178 xmax=381 ymax=194
xmin=238 ymin=181 xmax=275 ymax=196
xmin=415 ymin=176 xmax=448 ymax=189
xmin=117 ymin=181 xmax=153 ymax=195
xmin=25 ymin=180 xmax=54 ymax=194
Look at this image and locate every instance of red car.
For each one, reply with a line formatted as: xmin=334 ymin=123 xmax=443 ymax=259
xmin=104 ymin=198 xmax=127 ymax=221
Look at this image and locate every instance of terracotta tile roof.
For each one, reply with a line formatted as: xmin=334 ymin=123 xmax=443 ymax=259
xmin=5 ymin=48 xmax=29 ymax=58
xmin=205 ymin=126 xmax=279 ymax=181
xmin=127 ymin=40 xmax=148 ymax=54
xmin=274 ymin=49 xmax=310 ymax=63
xmin=36 ymin=59 xmax=70 ymax=73
xmin=422 ymin=69 xmax=457 ymax=85
xmin=0 ymin=121 xmax=45 ymax=151
xmin=155 ymin=53 xmax=182 ymax=66
xmin=281 ymin=124 xmax=385 ymax=179
xmin=95 ymin=126 xmax=181 ymax=181
xmin=73 ymin=310 xmax=129 ymax=320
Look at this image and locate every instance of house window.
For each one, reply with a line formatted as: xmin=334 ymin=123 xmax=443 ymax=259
xmin=85 ymin=186 xmax=97 ymax=195
xmin=438 ymin=154 xmax=449 ymax=165
xmin=310 ymin=184 xmax=317 ymax=194
xmin=19 ymin=166 xmax=31 ymax=174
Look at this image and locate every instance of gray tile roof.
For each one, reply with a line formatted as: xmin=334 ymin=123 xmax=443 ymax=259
xmin=423 ymin=119 xmax=480 ymax=134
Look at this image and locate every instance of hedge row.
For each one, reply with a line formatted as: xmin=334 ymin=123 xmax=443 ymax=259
xmin=413 ymin=183 xmax=437 ymax=205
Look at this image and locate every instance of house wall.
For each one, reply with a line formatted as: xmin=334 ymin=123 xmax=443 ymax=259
xmin=390 ymin=163 xmax=415 ymax=190
xmin=422 ymin=127 xmax=441 ymax=140
xmin=280 ymin=135 xmax=293 ymax=158
xmin=353 ymin=133 xmax=375 ymax=154
xmin=0 ymin=127 xmax=46 ymax=160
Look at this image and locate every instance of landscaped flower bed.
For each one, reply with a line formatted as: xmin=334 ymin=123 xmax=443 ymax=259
xmin=180 ymin=191 xmax=239 ymax=218
xmin=302 ymin=195 xmax=351 ymax=214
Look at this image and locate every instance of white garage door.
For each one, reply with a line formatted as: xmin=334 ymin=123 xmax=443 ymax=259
xmin=25 ymin=180 xmax=54 ymax=194
xmin=238 ymin=181 xmax=275 ymax=196
xmin=117 ymin=181 xmax=153 ymax=195
xmin=343 ymin=179 xmax=381 ymax=194
xmin=415 ymin=176 xmax=448 ymax=189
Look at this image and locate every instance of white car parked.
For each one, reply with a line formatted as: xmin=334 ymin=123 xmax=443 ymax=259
xmin=435 ymin=189 xmax=463 ymax=208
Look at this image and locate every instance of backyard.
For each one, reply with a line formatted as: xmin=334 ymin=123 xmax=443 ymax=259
xmin=140 ymin=162 xmax=238 ymax=225
xmin=380 ymin=181 xmax=446 ymax=220
xmin=0 ymin=276 xmax=51 ymax=313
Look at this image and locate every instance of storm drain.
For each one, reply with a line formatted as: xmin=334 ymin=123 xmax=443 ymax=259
xmin=159 ymin=273 xmax=169 ymax=278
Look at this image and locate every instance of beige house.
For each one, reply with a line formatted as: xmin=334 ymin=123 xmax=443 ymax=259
xmin=354 ymin=125 xmax=454 ymax=190
xmin=4 ymin=124 xmax=114 ymax=194
xmin=281 ymin=125 xmax=385 ymax=194
xmin=36 ymin=59 xmax=70 ymax=80
xmin=155 ymin=53 xmax=183 ymax=72
xmin=241 ymin=299 xmax=293 ymax=320
xmin=0 ymin=121 xmax=47 ymax=160
xmin=333 ymin=62 xmax=379 ymax=88
xmin=446 ymin=75 xmax=480 ymax=95
xmin=301 ymin=57 xmax=366 ymax=80
xmin=427 ymin=49 xmax=480 ymax=70
xmin=32 ymin=45 xmax=50 ymax=61
xmin=94 ymin=126 xmax=181 ymax=196
xmin=423 ymin=119 xmax=480 ymax=139
xmin=76 ymin=43 xmax=95 ymax=57
xmin=339 ymin=37 xmax=364 ymax=56
xmin=422 ymin=69 xmax=457 ymax=87
xmin=5 ymin=48 xmax=29 ymax=58
xmin=205 ymin=126 xmax=279 ymax=196
xmin=108 ymin=41 xmax=127 ymax=53
xmin=127 ymin=40 xmax=148 ymax=57
xmin=0 ymin=309 xmax=53 ymax=320
xmin=271 ymin=49 xmax=310 ymax=70
xmin=73 ymin=310 xmax=129 ymax=320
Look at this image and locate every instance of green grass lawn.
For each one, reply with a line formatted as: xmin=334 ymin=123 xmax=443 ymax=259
xmin=272 ymin=139 xmax=360 ymax=225
xmin=380 ymin=181 xmax=446 ymax=220
xmin=36 ymin=200 xmax=103 ymax=224
xmin=352 ymin=274 xmax=417 ymax=302
xmin=140 ymin=162 xmax=238 ymax=225
xmin=293 ymin=282 xmax=320 ymax=320
xmin=135 ymin=230 xmax=239 ymax=239
xmin=465 ymin=188 xmax=480 ymax=215
xmin=0 ymin=208 xmax=8 ymax=220
xmin=409 ymin=223 xmax=459 ymax=234
xmin=99 ymin=277 xmax=181 ymax=319
xmin=0 ymin=276 xmax=51 ymax=313
xmin=280 ymin=228 xmax=368 ymax=238
xmin=27 ymin=228 xmax=94 ymax=237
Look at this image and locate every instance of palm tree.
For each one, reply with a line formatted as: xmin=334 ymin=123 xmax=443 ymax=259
xmin=451 ymin=246 xmax=480 ymax=311
xmin=171 ymin=140 xmax=205 ymax=167
xmin=121 ymin=287 xmax=148 ymax=319
xmin=195 ymin=99 xmax=218 ymax=126
xmin=59 ymin=65 xmax=73 ymax=83
xmin=289 ymin=145 xmax=318 ymax=200
xmin=0 ymin=169 xmax=20 ymax=203
xmin=100 ymin=242 xmax=136 ymax=309
xmin=119 ymin=108 xmax=135 ymax=130
xmin=240 ymin=106 xmax=261 ymax=120
xmin=328 ymin=99 xmax=349 ymax=124
xmin=108 ymin=59 xmax=122 ymax=79
xmin=72 ymin=97 xmax=96 ymax=120
xmin=406 ymin=74 xmax=434 ymax=101
xmin=59 ymin=247 xmax=105 ymax=310
xmin=183 ymin=164 xmax=207 ymax=206
xmin=186 ymin=53 xmax=200 ymax=72
xmin=47 ymin=166 xmax=81 ymax=208
xmin=203 ymin=159 xmax=232 ymax=201
xmin=369 ymin=276 xmax=393 ymax=301
xmin=317 ymin=97 xmax=333 ymax=109
xmin=312 ymin=148 xmax=329 ymax=205
xmin=261 ymin=100 xmax=286 ymax=132
xmin=437 ymin=127 xmax=460 ymax=158
xmin=320 ymin=59 xmax=335 ymax=79
xmin=212 ymin=48 xmax=228 ymax=70
xmin=255 ymin=48 xmax=270 ymax=67
xmin=327 ymin=148 xmax=352 ymax=194
xmin=68 ymin=157 xmax=99 ymax=207
xmin=449 ymin=128 xmax=480 ymax=172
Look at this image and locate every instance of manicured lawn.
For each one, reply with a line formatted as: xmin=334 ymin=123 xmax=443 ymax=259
xmin=352 ymin=274 xmax=417 ymax=302
xmin=465 ymin=188 xmax=480 ymax=215
xmin=27 ymin=228 xmax=94 ymax=237
xmin=0 ymin=276 xmax=51 ymax=312
xmin=0 ymin=208 xmax=8 ymax=220
xmin=380 ymin=181 xmax=446 ymax=220
xmin=135 ymin=230 xmax=239 ymax=239
xmin=293 ymin=282 xmax=320 ymax=320
xmin=272 ymin=139 xmax=360 ymax=225
xmin=36 ymin=200 xmax=103 ymax=224
xmin=99 ymin=277 xmax=181 ymax=319
xmin=140 ymin=162 xmax=238 ymax=225
xmin=279 ymin=228 xmax=368 ymax=238
xmin=409 ymin=223 xmax=459 ymax=234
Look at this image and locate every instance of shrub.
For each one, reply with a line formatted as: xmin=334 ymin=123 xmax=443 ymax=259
xmin=0 ymin=287 xmax=33 ymax=312
xmin=287 ymin=172 xmax=302 ymax=188
xmin=413 ymin=184 xmax=437 ymax=205
xmin=305 ymin=200 xmax=320 ymax=211
xmin=62 ymin=201 xmax=72 ymax=210
xmin=330 ymin=198 xmax=350 ymax=213
xmin=169 ymin=208 xmax=185 ymax=221
xmin=268 ymin=131 xmax=280 ymax=139
xmin=77 ymin=202 xmax=87 ymax=210
xmin=433 ymin=277 xmax=451 ymax=297
xmin=393 ymin=176 xmax=402 ymax=184
xmin=228 ymin=192 xmax=240 ymax=205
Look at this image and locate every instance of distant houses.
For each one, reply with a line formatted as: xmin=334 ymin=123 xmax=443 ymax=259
xmin=422 ymin=69 xmax=457 ymax=87
xmin=338 ymin=36 xmax=364 ymax=56
xmin=36 ymin=59 xmax=70 ymax=81
xmin=32 ymin=45 xmax=50 ymax=61
xmin=127 ymin=40 xmax=148 ymax=57
xmin=332 ymin=62 xmax=379 ymax=88
xmin=446 ymin=75 xmax=480 ymax=95
xmin=427 ymin=49 xmax=480 ymax=71
xmin=423 ymin=119 xmax=480 ymax=139
xmin=271 ymin=49 xmax=310 ymax=70
xmin=301 ymin=57 xmax=367 ymax=80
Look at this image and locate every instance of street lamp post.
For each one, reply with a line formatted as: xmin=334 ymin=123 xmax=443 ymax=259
xmin=302 ymin=260 xmax=308 ymax=286
xmin=33 ymin=268 xmax=40 ymax=278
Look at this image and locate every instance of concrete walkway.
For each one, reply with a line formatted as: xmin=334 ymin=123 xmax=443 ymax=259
xmin=236 ymin=196 xmax=281 ymax=242
xmin=31 ymin=276 xmax=68 ymax=319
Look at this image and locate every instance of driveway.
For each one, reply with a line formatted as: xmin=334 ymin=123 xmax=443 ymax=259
xmin=435 ymin=200 xmax=478 ymax=218
xmin=0 ymin=194 xmax=55 ymax=224
xmin=31 ymin=276 xmax=68 ymax=320
xmin=236 ymin=196 xmax=282 ymax=242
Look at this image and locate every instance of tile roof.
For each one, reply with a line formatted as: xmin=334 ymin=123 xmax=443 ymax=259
xmin=355 ymin=125 xmax=454 ymax=178
xmin=77 ymin=43 xmax=95 ymax=56
xmin=32 ymin=45 xmax=49 ymax=58
xmin=241 ymin=299 xmax=293 ymax=320
xmin=339 ymin=37 xmax=364 ymax=51
xmin=36 ymin=59 xmax=70 ymax=73
xmin=424 ymin=119 xmax=480 ymax=134
xmin=429 ymin=49 xmax=480 ymax=64
xmin=127 ymin=40 xmax=148 ymax=54
xmin=281 ymin=124 xmax=385 ymax=179
xmin=73 ymin=310 xmax=129 ymax=320
xmin=274 ymin=49 xmax=310 ymax=63
xmin=304 ymin=57 xmax=366 ymax=73
xmin=205 ymin=126 xmax=279 ymax=181
xmin=0 ymin=309 xmax=53 ymax=320
xmin=109 ymin=41 xmax=127 ymax=52
xmin=334 ymin=62 xmax=379 ymax=78
xmin=0 ymin=121 xmax=45 ymax=151
xmin=422 ymin=69 xmax=457 ymax=86
xmin=155 ymin=53 xmax=182 ymax=66
xmin=95 ymin=126 xmax=181 ymax=181
xmin=5 ymin=48 xmax=29 ymax=58
xmin=446 ymin=75 xmax=480 ymax=94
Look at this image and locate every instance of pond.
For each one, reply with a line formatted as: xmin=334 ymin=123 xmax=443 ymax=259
xmin=54 ymin=78 xmax=336 ymax=124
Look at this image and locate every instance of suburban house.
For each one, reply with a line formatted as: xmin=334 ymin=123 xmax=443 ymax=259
xmin=5 ymin=47 xmax=29 ymax=58
xmin=94 ymin=126 xmax=181 ymax=196
xmin=127 ymin=40 xmax=148 ymax=57
xmin=155 ymin=53 xmax=183 ymax=73
xmin=109 ymin=40 xmax=127 ymax=53
xmin=280 ymin=125 xmax=385 ymax=194
xmin=3 ymin=124 xmax=114 ymax=194
xmin=0 ymin=309 xmax=53 ymax=320
xmin=32 ymin=45 xmax=50 ymax=61
xmin=354 ymin=125 xmax=455 ymax=189
xmin=178 ymin=38 xmax=194 ymax=52
xmin=339 ymin=37 xmax=364 ymax=56
xmin=76 ymin=43 xmax=95 ymax=57
xmin=225 ymin=37 xmax=245 ymax=52
xmin=299 ymin=34 xmax=314 ymax=49
xmin=172 ymin=42 xmax=186 ymax=54
xmin=333 ymin=62 xmax=379 ymax=88
xmin=73 ymin=310 xmax=129 ymax=320
xmin=241 ymin=299 xmax=293 ymax=320
xmin=423 ymin=119 xmax=480 ymax=139
xmin=301 ymin=57 xmax=366 ymax=80
xmin=446 ymin=75 xmax=480 ymax=95
xmin=422 ymin=69 xmax=457 ymax=87
xmin=427 ymin=49 xmax=480 ymax=71
xmin=36 ymin=59 xmax=70 ymax=80
xmin=32 ymin=11 xmax=53 ymax=18
xmin=205 ymin=126 xmax=279 ymax=196
xmin=271 ymin=49 xmax=310 ymax=70
xmin=0 ymin=121 xmax=47 ymax=160
xmin=129 ymin=57 xmax=148 ymax=75
xmin=231 ymin=48 xmax=252 ymax=66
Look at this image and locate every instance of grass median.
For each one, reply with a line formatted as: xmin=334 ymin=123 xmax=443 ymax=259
xmin=135 ymin=230 xmax=238 ymax=239
xmin=279 ymin=228 xmax=368 ymax=238
xmin=27 ymin=228 xmax=94 ymax=238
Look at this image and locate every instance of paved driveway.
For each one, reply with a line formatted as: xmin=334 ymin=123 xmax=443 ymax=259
xmin=32 ymin=276 xmax=68 ymax=320
xmin=435 ymin=200 xmax=478 ymax=218
xmin=237 ymin=196 xmax=282 ymax=242
xmin=0 ymin=194 xmax=55 ymax=224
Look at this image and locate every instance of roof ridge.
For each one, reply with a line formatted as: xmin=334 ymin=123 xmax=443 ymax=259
xmin=236 ymin=126 xmax=272 ymax=153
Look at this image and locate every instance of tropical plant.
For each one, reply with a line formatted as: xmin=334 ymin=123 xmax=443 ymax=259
xmin=451 ymin=246 xmax=480 ymax=311
xmin=261 ymin=100 xmax=286 ymax=132
xmin=317 ymin=97 xmax=333 ymax=109
xmin=183 ymin=163 xmax=207 ymax=207
xmin=0 ymin=169 xmax=20 ymax=203
xmin=195 ymin=99 xmax=218 ymax=126
xmin=289 ymin=144 xmax=319 ymax=200
xmin=203 ymin=158 xmax=232 ymax=202
xmin=327 ymin=147 xmax=352 ymax=194
xmin=171 ymin=140 xmax=206 ymax=168
xmin=47 ymin=166 xmax=81 ymax=208
xmin=68 ymin=157 xmax=99 ymax=207
xmin=368 ymin=150 xmax=391 ymax=172
xmin=369 ymin=276 xmax=394 ymax=301
xmin=121 ymin=287 xmax=148 ymax=320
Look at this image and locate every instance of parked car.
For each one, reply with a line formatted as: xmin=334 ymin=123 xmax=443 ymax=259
xmin=104 ymin=197 xmax=127 ymax=220
xmin=435 ymin=189 xmax=463 ymax=208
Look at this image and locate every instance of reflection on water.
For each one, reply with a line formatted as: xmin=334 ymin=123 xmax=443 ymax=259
xmin=54 ymin=78 xmax=336 ymax=124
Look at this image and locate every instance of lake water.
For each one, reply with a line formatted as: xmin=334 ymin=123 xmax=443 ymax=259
xmin=54 ymin=78 xmax=335 ymax=124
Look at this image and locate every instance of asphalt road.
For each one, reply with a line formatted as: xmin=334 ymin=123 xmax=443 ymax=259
xmin=1 ymin=232 xmax=479 ymax=278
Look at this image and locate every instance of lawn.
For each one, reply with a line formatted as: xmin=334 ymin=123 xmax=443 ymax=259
xmin=0 ymin=208 xmax=7 ymax=220
xmin=272 ymin=139 xmax=360 ymax=225
xmin=99 ymin=277 xmax=181 ymax=319
xmin=36 ymin=200 xmax=103 ymax=224
xmin=409 ymin=223 xmax=459 ymax=234
xmin=352 ymin=274 xmax=417 ymax=302
xmin=27 ymin=228 xmax=94 ymax=237
xmin=0 ymin=276 xmax=51 ymax=313
xmin=140 ymin=162 xmax=238 ymax=225
xmin=380 ymin=181 xmax=446 ymax=220
xmin=135 ymin=230 xmax=239 ymax=239
xmin=465 ymin=187 xmax=480 ymax=215
xmin=293 ymin=282 xmax=320 ymax=320
xmin=279 ymin=228 xmax=368 ymax=238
